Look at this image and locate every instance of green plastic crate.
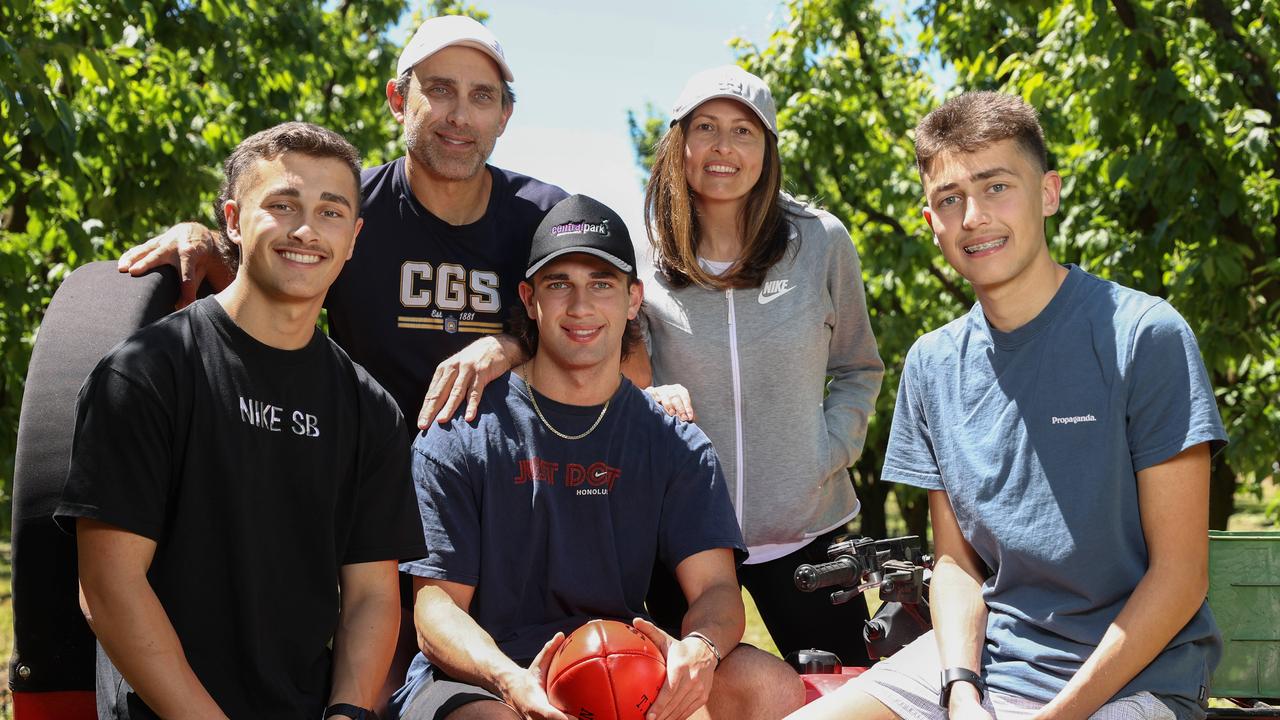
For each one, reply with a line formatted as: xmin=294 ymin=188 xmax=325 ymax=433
xmin=1208 ymin=530 xmax=1280 ymax=698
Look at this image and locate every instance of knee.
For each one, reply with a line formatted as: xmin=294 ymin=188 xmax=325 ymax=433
xmin=710 ymin=645 xmax=805 ymax=719
xmin=444 ymin=700 xmax=521 ymax=720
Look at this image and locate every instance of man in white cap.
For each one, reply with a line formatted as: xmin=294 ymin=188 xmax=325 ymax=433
xmin=118 ymin=14 xmax=568 ymax=430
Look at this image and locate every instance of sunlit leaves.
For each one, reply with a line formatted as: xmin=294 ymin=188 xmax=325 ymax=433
xmin=629 ymin=0 xmax=1278 ymax=528
xmin=0 ymin=0 xmax=410 ymax=529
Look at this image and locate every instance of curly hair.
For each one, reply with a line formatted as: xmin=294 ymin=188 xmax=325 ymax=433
xmin=509 ymin=282 xmax=645 ymax=361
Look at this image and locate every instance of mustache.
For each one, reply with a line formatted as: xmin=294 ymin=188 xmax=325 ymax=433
xmin=272 ymin=241 xmax=330 ymax=257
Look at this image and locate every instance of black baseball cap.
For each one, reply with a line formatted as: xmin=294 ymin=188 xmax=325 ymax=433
xmin=526 ymin=194 xmax=636 ymax=278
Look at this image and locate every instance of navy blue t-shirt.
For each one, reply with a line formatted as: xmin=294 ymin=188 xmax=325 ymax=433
xmin=325 ymin=159 xmax=567 ymax=419
xmin=397 ymin=372 xmax=744 ymax=689
xmin=883 ymin=265 xmax=1226 ymax=714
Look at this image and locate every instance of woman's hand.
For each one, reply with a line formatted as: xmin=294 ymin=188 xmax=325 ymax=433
xmin=645 ymin=384 xmax=696 ymax=422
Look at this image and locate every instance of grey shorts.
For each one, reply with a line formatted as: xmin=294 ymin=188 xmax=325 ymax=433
xmin=96 ymin=642 xmax=156 ymax=720
xmin=397 ymin=668 xmax=503 ymax=720
xmin=852 ymin=631 xmax=1179 ymax=720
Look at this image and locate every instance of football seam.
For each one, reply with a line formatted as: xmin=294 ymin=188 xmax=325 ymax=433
xmin=553 ymin=647 xmax=665 ymax=720
xmin=605 ymin=656 xmax=622 ymax=720
xmin=555 ymin=647 xmax=661 ymax=675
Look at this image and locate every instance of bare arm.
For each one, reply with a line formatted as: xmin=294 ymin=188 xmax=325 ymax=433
xmin=77 ymin=518 xmax=228 ymax=720
xmin=327 ymin=560 xmax=402 ymax=716
xmin=928 ymin=489 xmax=993 ymax=720
xmin=1037 ymin=443 xmax=1212 ymax=720
xmin=417 ymin=334 xmax=528 ymax=428
xmin=117 ymin=222 xmax=237 ymax=308
xmin=411 ymin=576 xmax=569 ymax=720
xmin=634 ymin=548 xmax=743 ymax=720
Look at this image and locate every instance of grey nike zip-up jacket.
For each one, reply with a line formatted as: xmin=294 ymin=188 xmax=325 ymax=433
xmin=640 ymin=195 xmax=884 ymax=548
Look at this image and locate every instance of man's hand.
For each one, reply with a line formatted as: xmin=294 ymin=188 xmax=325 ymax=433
xmin=418 ymin=334 xmax=524 ymax=428
xmin=497 ymin=632 xmax=571 ymax=720
xmin=644 ymin=385 xmax=695 ymax=422
xmin=117 ymin=222 xmax=235 ymax=308
xmin=948 ymin=685 xmax=993 ymax=720
xmin=632 ymin=618 xmax=716 ymax=720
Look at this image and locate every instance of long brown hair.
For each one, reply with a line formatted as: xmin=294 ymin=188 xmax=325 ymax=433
xmin=644 ymin=117 xmax=791 ymax=290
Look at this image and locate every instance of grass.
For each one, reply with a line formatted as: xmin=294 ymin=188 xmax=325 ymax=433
xmin=1227 ymin=478 xmax=1277 ymax=531
xmin=0 ymin=543 xmax=12 ymax=720
xmin=742 ymin=587 xmax=780 ymax=656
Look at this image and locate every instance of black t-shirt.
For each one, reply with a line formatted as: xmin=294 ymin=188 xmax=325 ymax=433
xmin=55 ymin=297 xmax=428 ymax=719
xmin=326 ymin=159 xmax=568 ymax=419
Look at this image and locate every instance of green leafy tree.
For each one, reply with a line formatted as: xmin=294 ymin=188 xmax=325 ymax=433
xmin=921 ymin=0 xmax=1280 ymax=528
xmin=0 ymin=0 xmax=425 ymax=536
xmin=632 ymin=0 xmax=1280 ymax=534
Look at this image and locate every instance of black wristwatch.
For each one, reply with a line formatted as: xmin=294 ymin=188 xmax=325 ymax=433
xmin=938 ymin=667 xmax=986 ymax=709
xmin=324 ymin=704 xmax=378 ymax=720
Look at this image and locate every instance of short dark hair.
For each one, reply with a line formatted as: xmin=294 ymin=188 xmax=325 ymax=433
xmin=510 ymin=279 xmax=644 ymax=361
xmin=393 ymin=69 xmax=516 ymax=110
xmin=914 ymin=91 xmax=1048 ymax=176
xmin=212 ymin=122 xmax=362 ymax=266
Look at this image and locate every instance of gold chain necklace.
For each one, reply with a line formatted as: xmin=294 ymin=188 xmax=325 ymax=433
xmin=523 ymin=368 xmax=610 ymax=441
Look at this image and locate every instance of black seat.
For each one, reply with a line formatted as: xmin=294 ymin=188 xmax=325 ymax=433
xmin=9 ymin=261 xmax=177 ymax=718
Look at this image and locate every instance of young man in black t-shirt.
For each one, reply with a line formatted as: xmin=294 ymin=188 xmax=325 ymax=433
xmin=56 ymin=122 xmax=428 ymax=720
xmin=117 ymin=15 xmax=567 ymax=427
xmin=391 ymin=195 xmax=804 ymax=720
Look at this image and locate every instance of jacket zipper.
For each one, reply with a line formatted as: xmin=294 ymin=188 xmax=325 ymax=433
xmin=726 ymin=289 xmax=744 ymax=530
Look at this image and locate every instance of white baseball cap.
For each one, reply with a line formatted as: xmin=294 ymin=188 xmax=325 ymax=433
xmin=396 ymin=15 xmax=514 ymax=82
xmin=669 ymin=65 xmax=777 ymax=136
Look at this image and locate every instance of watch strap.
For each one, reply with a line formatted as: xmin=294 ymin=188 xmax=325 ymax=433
xmin=684 ymin=631 xmax=722 ymax=665
xmin=937 ymin=667 xmax=985 ymax=708
xmin=324 ymin=704 xmax=378 ymax=720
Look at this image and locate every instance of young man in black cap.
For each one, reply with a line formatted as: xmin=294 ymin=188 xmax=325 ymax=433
xmin=392 ymin=195 xmax=804 ymax=720
xmin=58 ymin=122 xmax=429 ymax=719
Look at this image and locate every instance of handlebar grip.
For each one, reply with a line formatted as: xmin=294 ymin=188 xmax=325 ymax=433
xmin=794 ymin=556 xmax=860 ymax=592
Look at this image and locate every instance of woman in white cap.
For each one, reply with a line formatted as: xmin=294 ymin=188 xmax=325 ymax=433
xmin=637 ymin=65 xmax=884 ymax=666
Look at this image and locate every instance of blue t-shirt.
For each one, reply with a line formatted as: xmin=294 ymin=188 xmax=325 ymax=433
xmin=325 ymin=159 xmax=567 ymax=419
xmin=394 ymin=372 xmax=744 ymax=704
xmin=883 ymin=265 xmax=1226 ymax=712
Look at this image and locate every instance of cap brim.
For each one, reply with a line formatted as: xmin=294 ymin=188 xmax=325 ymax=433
xmin=525 ymin=247 xmax=635 ymax=278
xmin=670 ymin=92 xmax=777 ymax=136
xmin=398 ymin=39 xmax=514 ymax=82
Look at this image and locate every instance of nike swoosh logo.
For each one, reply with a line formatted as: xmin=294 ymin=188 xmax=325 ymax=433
xmin=593 ymin=470 xmax=608 ymax=478
xmin=758 ymin=285 xmax=796 ymax=304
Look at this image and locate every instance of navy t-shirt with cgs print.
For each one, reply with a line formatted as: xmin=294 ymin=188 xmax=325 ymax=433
xmin=325 ymin=158 xmax=568 ymax=420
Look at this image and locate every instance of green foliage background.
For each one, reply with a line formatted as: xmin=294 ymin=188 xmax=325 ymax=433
xmin=631 ymin=0 xmax=1280 ymax=532
xmin=0 ymin=0 xmax=415 ymax=536
xmin=1 ymin=0 xmax=1277 ymax=540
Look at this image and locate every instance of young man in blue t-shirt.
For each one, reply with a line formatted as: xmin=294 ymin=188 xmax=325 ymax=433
xmin=391 ymin=195 xmax=804 ymax=720
xmin=792 ymin=93 xmax=1226 ymax=720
